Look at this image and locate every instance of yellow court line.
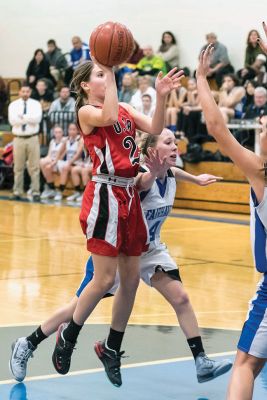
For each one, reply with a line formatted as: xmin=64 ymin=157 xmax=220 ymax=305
xmin=0 ymin=350 xmax=236 ymax=385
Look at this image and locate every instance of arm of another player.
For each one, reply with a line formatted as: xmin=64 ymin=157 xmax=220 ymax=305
xmin=196 ymin=45 xmax=264 ymax=199
xmin=171 ymin=167 xmax=223 ymax=186
xmin=123 ymin=69 xmax=184 ymax=135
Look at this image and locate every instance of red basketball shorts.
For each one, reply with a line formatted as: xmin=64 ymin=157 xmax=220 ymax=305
xmin=80 ymin=181 xmax=149 ymax=257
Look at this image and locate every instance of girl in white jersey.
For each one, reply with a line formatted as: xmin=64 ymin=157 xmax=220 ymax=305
xmin=10 ymin=129 xmax=232 ymax=386
xmin=53 ymin=123 xmax=84 ymax=201
xmin=196 ymin=39 xmax=267 ymax=400
xmin=40 ymin=125 xmax=64 ymax=200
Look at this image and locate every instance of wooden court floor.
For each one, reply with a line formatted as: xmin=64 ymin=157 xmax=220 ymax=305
xmin=0 ymin=197 xmax=260 ymax=331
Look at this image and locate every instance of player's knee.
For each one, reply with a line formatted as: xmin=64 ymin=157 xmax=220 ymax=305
xmin=96 ymin=274 xmax=116 ymax=293
xmin=172 ymin=291 xmax=190 ymax=309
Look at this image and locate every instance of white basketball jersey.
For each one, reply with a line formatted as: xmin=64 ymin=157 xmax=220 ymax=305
xmin=66 ymin=136 xmax=80 ymax=161
xmin=140 ymin=168 xmax=176 ymax=250
xmin=250 ymin=187 xmax=267 ymax=273
xmin=49 ymin=139 xmax=64 ymax=161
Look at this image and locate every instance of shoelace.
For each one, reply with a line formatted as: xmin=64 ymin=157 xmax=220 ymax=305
xmin=201 ymin=355 xmax=215 ymax=367
xmin=16 ymin=348 xmax=34 ymax=367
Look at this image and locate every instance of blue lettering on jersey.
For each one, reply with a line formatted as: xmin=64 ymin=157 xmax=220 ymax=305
xmin=145 ymin=205 xmax=172 ymax=221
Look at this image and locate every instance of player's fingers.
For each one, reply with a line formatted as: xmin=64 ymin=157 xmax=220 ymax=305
xmin=166 ymin=67 xmax=178 ymax=77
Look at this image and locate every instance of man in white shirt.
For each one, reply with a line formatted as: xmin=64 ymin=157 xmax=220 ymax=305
xmin=8 ymin=84 xmax=42 ymax=201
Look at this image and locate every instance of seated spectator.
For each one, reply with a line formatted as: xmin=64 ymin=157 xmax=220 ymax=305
xmin=252 ymin=54 xmax=267 ymax=86
xmin=48 ymin=86 xmax=75 ymax=134
xmin=136 ymin=94 xmax=155 ymax=117
xmin=0 ymin=77 xmax=8 ymax=123
xmin=136 ymin=45 xmax=167 ymax=77
xmin=66 ymin=153 xmax=92 ymax=203
xmin=157 ymin=31 xmax=179 ymax=71
xmin=118 ymin=73 xmax=137 ymax=103
xmin=26 ymin=49 xmax=56 ymax=89
xmin=40 ymin=125 xmax=65 ymax=199
xmin=64 ymin=36 xmax=91 ymax=85
xmin=218 ymin=74 xmax=245 ymax=122
xmin=237 ymin=30 xmax=263 ymax=84
xmin=244 ymin=86 xmax=267 ymax=118
xmin=31 ymin=79 xmax=54 ymax=112
xmin=199 ymin=33 xmax=234 ymax=88
xmin=116 ymin=40 xmax=144 ymax=90
xmin=45 ymin=39 xmax=68 ymax=83
xmin=130 ymin=75 xmax=156 ymax=110
xmin=238 ymin=80 xmax=257 ymax=117
xmin=53 ymin=123 xmax=83 ymax=201
xmin=165 ymin=85 xmax=187 ymax=133
xmin=177 ymin=78 xmax=202 ymax=141
xmin=236 ymin=86 xmax=267 ymax=149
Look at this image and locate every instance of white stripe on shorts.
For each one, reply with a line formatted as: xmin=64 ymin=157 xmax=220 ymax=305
xmin=86 ymin=182 xmax=101 ymax=240
xmin=105 ymin=185 xmax=119 ymax=247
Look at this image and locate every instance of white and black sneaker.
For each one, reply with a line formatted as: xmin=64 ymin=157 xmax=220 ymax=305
xmin=9 ymin=337 xmax=36 ymax=382
xmin=66 ymin=191 xmax=80 ymax=202
xmin=41 ymin=188 xmax=56 ymax=200
xmin=195 ymin=352 xmax=232 ymax=383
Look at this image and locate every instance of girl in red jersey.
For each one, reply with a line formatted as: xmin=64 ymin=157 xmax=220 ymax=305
xmin=52 ymin=59 xmax=184 ymax=381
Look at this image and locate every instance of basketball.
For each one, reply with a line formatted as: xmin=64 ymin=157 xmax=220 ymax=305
xmin=89 ymin=21 xmax=135 ymax=67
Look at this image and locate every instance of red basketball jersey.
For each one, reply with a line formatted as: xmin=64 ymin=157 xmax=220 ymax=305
xmin=82 ymin=105 xmax=140 ymax=178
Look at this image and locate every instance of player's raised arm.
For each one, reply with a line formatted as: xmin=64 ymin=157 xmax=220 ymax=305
xmin=196 ymin=44 xmax=265 ymax=200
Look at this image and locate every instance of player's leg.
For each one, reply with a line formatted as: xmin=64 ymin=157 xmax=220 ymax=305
xmin=52 ymin=253 xmax=118 ymax=375
xmin=94 ymin=254 xmax=140 ymax=387
xmin=9 ymin=257 xmax=94 ymax=381
xmin=151 ymin=268 xmax=232 ymax=383
xmin=67 ymin=165 xmax=82 ymax=201
xmin=227 ymin=350 xmax=266 ymax=400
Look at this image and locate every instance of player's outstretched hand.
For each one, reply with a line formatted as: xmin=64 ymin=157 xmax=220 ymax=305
xmin=155 ymin=68 xmax=184 ymax=97
xmin=196 ymin=44 xmax=214 ymax=79
xmin=145 ymin=148 xmax=168 ymax=177
xmin=258 ymin=22 xmax=267 ymax=55
xmin=196 ymin=174 xmax=223 ymax=186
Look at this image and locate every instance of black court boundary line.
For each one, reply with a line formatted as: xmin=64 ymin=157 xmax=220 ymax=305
xmin=0 ymin=195 xmax=249 ymax=226
xmin=0 ymin=257 xmax=254 ymax=282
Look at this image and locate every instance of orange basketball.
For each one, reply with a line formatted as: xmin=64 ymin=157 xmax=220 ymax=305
xmin=89 ymin=21 xmax=135 ymax=67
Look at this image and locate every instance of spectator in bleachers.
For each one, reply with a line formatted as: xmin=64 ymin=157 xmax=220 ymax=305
xmin=177 ymin=78 xmax=202 ymax=141
xmin=236 ymin=86 xmax=267 ymax=149
xmin=64 ymin=36 xmax=91 ymax=85
xmin=8 ymin=84 xmax=42 ymax=201
xmin=40 ymin=125 xmax=65 ymax=199
xmin=26 ymin=49 xmax=56 ymax=89
xmin=237 ymin=30 xmax=264 ymax=85
xmin=157 ymin=31 xmax=179 ymax=71
xmin=218 ymin=74 xmax=245 ymax=122
xmin=66 ymin=153 xmax=92 ymax=203
xmin=136 ymin=93 xmax=155 ymax=117
xmin=45 ymin=39 xmax=68 ymax=84
xmin=53 ymin=123 xmax=83 ymax=201
xmin=241 ymin=80 xmax=257 ymax=115
xmin=48 ymin=87 xmax=75 ymax=134
xmin=252 ymin=54 xmax=267 ymax=87
xmin=118 ymin=73 xmax=137 ymax=103
xmin=0 ymin=77 xmax=8 ymax=123
xmin=199 ymin=33 xmax=234 ymax=88
xmin=136 ymin=45 xmax=167 ymax=76
xmin=130 ymin=75 xmax=156 ymax=110
xmin=243 ymin=86 xmax=267 ymax=119
xmin=31 ymin=79 xmax=54 ymax=112
xmin=116 ymin=40 xmax=143 ymax=90
xmin=165 ymin=85 xmax=187 ymax=133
